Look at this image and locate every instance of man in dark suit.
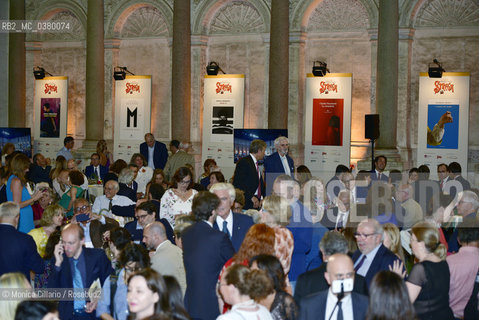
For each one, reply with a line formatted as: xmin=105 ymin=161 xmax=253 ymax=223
xmin=28 ymin=153 xmax=52 ymax=184
xmin=325 ymin=164 xmax=349 ymax=203
xmin=210 ymin=182 xmax=254 ymax=251
xmin=264 ymin=136 xmax=295 ymax=195
xmin=182 ymin=191 xmax=235 ymax=320
xmin=352 ymin=219 xmax=401 ymax=287
xmin=50 ymin=223 xmax=113 ymax=320
xmin=140 ymin=133 xmax=168 ymax=170
xmin=447 ymin=161 xmax=471 ymax=198
xmin=84 ymin=153 xmax=108 ymax=182
xmin=299 ymin=253 xmax=369 ymax=320
xmin=124 ymin=201 xmax=174 ymax=245
xmin=320 ymin=190 xmax=352 ymax=230
xmin=233 ymin=139 xmax=266 ymax=210
xmin=295 ymin=231 xmax=368 ymax=304
xmin=370 ymin=155 xmax=389 ymax=182
xmin=0 ymin=202 xmax=44 ymax=281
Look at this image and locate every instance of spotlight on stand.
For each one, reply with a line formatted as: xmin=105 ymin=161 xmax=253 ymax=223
xmin=113 ymin=66 xmax=135 ymax=81
xmin=206 ymin=62 xmax=225 ymax=76
xmin=33 ymin=66 xmax=53 ymax=79
xmin=312 ymin=61 xmax=329 ymax=77
xmin=428 ymin=59 xmax=445 ymax=78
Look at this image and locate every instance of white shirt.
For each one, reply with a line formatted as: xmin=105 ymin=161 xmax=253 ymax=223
xmin=325 ymin=289 xmax=353 ymax=320
xmin=216 ymin=211 xmax=234 ymax=236
xmin=135 ymin=166 xmax=153 ymax=194
xmin=354 ymin=243 xmax=382 ymax=277
xmin=148 ymin=146 xmax=155 ymax=169
xmin=279 ymin=154 xmax=291 ymax=176
xmin=335 ymin=209 xmax=349 ymax=229
xmin=92 ymin=194 xmax=136 ymax=226
xmin=79 ymin=217 xmax=106 ymax=248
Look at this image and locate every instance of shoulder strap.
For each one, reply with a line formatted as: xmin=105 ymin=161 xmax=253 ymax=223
xmin=109 ymin=270 xmax=119 ymax=315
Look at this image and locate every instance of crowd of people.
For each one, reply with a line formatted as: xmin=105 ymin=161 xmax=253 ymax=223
xmin=0 ymin=134 xmax=478 ymax=320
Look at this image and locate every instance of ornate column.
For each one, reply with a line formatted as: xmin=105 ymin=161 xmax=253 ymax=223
xmin=104 ymin=39 xmax=121 ymax=141
xmin=288 ymin=31 xmax=306 ymax=164
xmin=375 ymin=0 xmax=398 ymax=149
xmin=267 ymin=0 xmax=289 ymax=129
xmin=85 ymin=0 xmax=104 ymax=140
xmin=171 ymin=0 xmax=191 ymax=141
xmin=8 ymin=0 xmax=26 ymax=127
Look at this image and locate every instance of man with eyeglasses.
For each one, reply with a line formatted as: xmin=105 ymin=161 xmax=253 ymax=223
xmin=71 ymin=198 xmax=119 ymax=248
xmin=124 ymin=201 xmax=175 ymax=245
xmin=299 ymin=253 xmax=369 ymax=320
xmin=352 ymin=219 xmax=402 ymax=287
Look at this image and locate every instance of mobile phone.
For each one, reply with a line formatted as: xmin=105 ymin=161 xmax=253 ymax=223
xmin=331 ymin=278 xmax=354 ymax=294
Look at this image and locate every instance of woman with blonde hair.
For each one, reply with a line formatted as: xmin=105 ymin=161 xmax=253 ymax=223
xmin=28 ymin=204 xmax=64 ymax=257
xmin=393 ymin=221 xmax=454 ymax=320
xmin=0 ymin=272 xmax=31 ymax=320
xmin=260 ymin=195 xmax=294 ymax=286
xmin=145 ymin=168 xmax=169 ymax=197
xmin=6 ymin=153 xmax=43 ymax=233
xmin=382 ymin=223 xmax=405 ymax=263
xmin=96 ymin=139 xmax=113 ymax=168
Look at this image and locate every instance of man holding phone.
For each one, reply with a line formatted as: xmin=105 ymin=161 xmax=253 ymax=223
xmin=49 ymin=223 xmax=112 ymax=320
xmin=299 ymin=254 xmax=369 ymax=320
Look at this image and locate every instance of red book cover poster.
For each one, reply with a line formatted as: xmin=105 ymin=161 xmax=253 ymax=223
xmin=312 ymin=98 xmax=344 ymax=146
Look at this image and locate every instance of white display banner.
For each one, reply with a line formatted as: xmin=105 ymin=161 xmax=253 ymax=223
xmin=33 ymin=76 xmax=68 ymax=159
xmin=304 ymin=73 xmax=352 ymax=183
xmin=417 ymin=72 xmax=470 ymax=180
xmin=202 ymin=75 xmax=245 ymax=180
xmin=113 ymin=76 xmax=152 ymax=162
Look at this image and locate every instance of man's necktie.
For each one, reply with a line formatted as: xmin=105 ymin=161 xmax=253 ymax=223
xmin=73 ymin=259 xmax=85 ymax=310
xmin=378 ymin=173 xmax=381 ymax=180
xmin=354 ymin=255 xmax=367 ymax=272
xmin=96 ymin=167 xmax=100 ymax=179
xmin=108 ymin=199 xmax=113 ymax=212
xmin=256 ymin=162 xmax=261 ymax=199
xmin=222 ymin=220 xmax=231 ymax=239
xmin=336 ymin=301 xmax=343 ymax=320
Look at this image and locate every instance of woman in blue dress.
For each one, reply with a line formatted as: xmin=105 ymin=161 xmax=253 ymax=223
xmin=6 ymin=153 xmax=43 ymax=233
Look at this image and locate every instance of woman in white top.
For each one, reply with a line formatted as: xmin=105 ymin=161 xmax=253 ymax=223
xmin=130 ymin=153 xmax=153 ymax=198
xmin=218 ymin=264 xmax=274 ymax=320
xmin=160 ymin=167 xmax=197 ymax=228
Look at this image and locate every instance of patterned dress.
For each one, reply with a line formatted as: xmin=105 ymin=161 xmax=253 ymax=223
xmin=159 ymin=188 xmax=198 ymax=228
xmin=273 ymin=227 xmax=294 ymax=277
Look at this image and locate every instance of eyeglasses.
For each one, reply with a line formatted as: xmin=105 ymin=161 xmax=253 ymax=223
xmin=124 ymin=265 xmax=137 ymax=273
xmin=74 ymin=205 xmax=90 ymax=212
xmin=178 ymin=180 xmax=191 ymax=185
xmin=354 ymin=232 xmax=377 ymax=239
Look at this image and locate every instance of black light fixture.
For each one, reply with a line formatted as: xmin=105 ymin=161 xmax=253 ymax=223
xmin=114 ymin=66 xmax=135 ymax=80
xmin=428 ymin=59 xmax=445 ymax=78
xmin=312 ymin=61 xmax=329 ymax=77
xmin=206 ymin=61 xmax=225 ymax=76
xmin=33 ymin=66 xmax=53 ymax=79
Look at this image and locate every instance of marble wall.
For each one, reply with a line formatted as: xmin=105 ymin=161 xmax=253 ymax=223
xmin=4 ymin=0 xmax=478 ymax=177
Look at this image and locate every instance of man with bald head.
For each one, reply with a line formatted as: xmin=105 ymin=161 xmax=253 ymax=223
xmin=352 ymin=219 xmax=401 ymax=287
xmin=299 ymin=253 xmax=368 ymax=320
xmin=49 ymin=223 xmax=113 ymax=319
xmin=143 ymin=221 xmax=186 ymax=294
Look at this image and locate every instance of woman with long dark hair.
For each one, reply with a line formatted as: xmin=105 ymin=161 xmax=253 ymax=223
xmin=127 ymin=268 xmax=170 ymax=320
xmin=366 ymin=271 xmax=416 ymax=320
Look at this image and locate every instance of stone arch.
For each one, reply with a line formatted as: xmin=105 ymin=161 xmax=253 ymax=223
xmin=105 ymin=0 xmax=173 ymax=38
xmin=292 ymin=0 xmax=378 ymax=32
xmin=409 ymin=0 xmax=479 ymax=28
xmin=192 ymin=0 xmax=270 ymax=35
xmin=25 ymin=0 xmax=86 ymax=41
